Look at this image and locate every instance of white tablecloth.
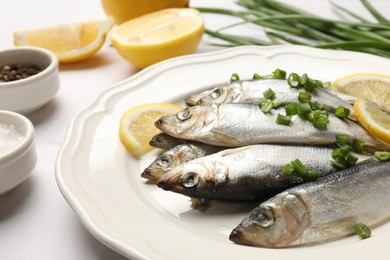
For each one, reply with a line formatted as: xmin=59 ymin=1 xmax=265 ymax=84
xmin=0 ymin=1 xmax=388 ymax=259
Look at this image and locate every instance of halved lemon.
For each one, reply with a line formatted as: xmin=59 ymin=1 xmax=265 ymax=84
xmin=332 ymin=73 xmax=390 ymax=112
xmin=119 ymin=103 xmax=183 ymax=157
xmin=101 ymin=0 xmax=190 ymax=25
xmin=14 ymin=18 xmax=114 ymax=63
xmin=110 ymin=8 xmax=204 ymax=69
xmin=354 ymin=97 xmax=390 ymax=145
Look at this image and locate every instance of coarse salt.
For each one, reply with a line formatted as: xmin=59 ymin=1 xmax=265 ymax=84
xmin=0 ymin=123 xmax=24 ymax=156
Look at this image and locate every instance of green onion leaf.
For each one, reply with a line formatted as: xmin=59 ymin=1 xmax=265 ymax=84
xmin=335 ymin=106 xmax=350 ymax=119
xmin=354 ymin=223 xmax=371 ymax=239
xmin=298 ymin=91 xmax=312 ymax=103
xmin=276 ymin=113 xmax=292 ymax=125
xmin=263 ymin=88 xmax=276 ymax=100
xmin=374 ymin=151 xmax=390 ymax=161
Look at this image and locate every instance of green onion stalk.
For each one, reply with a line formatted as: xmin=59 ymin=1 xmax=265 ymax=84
xmin=196 ymin=0 xmax=390 ymax=58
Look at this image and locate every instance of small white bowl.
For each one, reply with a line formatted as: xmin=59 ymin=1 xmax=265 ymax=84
xmin=0 ymin=46 xmax=60 ymax=114
xmin=0 ymin=110 xmax=37 ymax=196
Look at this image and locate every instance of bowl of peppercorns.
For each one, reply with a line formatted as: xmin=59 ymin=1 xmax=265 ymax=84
xmin=0 ymin=46 xmax=60 ymax=114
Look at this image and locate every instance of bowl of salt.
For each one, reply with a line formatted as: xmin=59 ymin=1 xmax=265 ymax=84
xmin=0 ymin=110 xmax=37 ymax=195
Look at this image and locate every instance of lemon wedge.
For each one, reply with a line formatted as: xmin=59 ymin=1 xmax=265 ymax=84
xmin=332 ymin=73 xmax=390 ymax=112
xmin=119 ymin=103 xmax=183 ymax=157
xmin=110 ymin=8 xmax=204 ymax=69
xmin=101 ymin=0 xmax=190 ymax=25
xmin=354 ymin=97 xmax=390 ymax=145
xmin=14 ymin=18 xmax=114 ymax=63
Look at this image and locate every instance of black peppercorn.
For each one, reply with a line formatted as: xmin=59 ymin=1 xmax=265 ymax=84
xmin=0 ymin=64 xmax=42 ymax=83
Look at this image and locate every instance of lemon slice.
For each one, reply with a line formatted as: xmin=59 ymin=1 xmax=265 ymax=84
xmin=110 ymin=8 xmax=204 ymax=69
xmin=14 ymin=18 xmax=114 ymax=63
xmin=354 ymin=97 xmax=390 ymax=145
xmin=332 ymin=73 xmax=390 ymax=112
xmin=119 ymin=103 xmax=183 ymax=157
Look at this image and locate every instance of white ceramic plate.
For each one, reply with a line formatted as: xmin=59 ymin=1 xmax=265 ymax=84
xmin=55 ymin=45 xmax=390 ymax=260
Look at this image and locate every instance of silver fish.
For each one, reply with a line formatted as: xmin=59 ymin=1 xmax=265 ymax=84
xmin=142 ymin=142 xmax=223 ymax=181
xmin=155 ymin=103 xmax=388 ymax=152
xmin=149 ymin=133 xmax=187 ymax=149
xmin=157 ymin=144 xmax=370 ymax=201
xmin=230 ymin=160 xmax=390 ymax=248
xmin=185 ymin=79 xmax=355 ymax=119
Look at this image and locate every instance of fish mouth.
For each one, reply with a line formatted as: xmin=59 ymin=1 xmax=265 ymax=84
xmin=229 ymin=225 xmax=247 ymax=245
xmin=185 ymin=95 xmax=200 ymax=106
xmin=141 ymin=168 xmax=160 ymax=181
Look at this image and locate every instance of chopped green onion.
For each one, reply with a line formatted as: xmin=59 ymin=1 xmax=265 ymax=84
xmin=331 ymin=159 xmax=347 ymax=169
xmin=312 ymin=116 xmax=328 ymax=129
xmin=335 ymin=106 xmax=350 ymax=119
xmin=285 ymin=103 xmax=298 ymax=116
xmin=336 ymin=135 xmax=349 ymax=146
xmin=297 ymin=103 xmax=312 ymax=115
xmin=282 ymin=163 xmax=295 ymax=175
xmin=303 ymin=78 xmax=317 ymax=91
xmin=290 ymin=159 xmax=308 ymax=175
xmin=230 ymin=73 xmax=240 ymax=82
xmin=272 ymin=100 xmax=282 ymax=109
xmin=311 ymin=101 xmax=327 ymax=111
xmin=261 ymin=100 xmax=274 ymax=113
xmin=353 ymin=140 xmax=365 ymax=154
xmin=346 ymin=153 xmax=359 ymax=164
xmin=258 ymin=97 xmax=268 ymax=106
xmin=287 ymin=73 xmax=300 ymax=88
xmin=263 ymin=88 xmax=276 ymax=100
xmin=302 ymin=170 xmax=319 ymax=182
xmin=374 ymin=151 xmax=390 ymax=161
xmin=253 ymin=73 xmax=262 ymax=79
xmin=298 ymin=91 xmax=312 ymax=103
xmin=276 ymin=113 xmax=291 ymax=125
xmin=299 ymin=73 xmax=308 ymax=87
xmin=272 ymin=69 xmax=286 ymax=79
xmin=354 ymin=223 xmax=371 ymax=239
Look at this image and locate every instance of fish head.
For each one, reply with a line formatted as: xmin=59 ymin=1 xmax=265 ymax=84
xmin=230 ymin=193 xmax=310 ymax=248
xmin=155 ymin=105 xmax=218 ymax=140
xmin=141 ymin=144 xmax=204 ymax=181
xmin=185 ymin=83 xmax=242 ymax=106
xmin=157 ymin=160 xmax=229 ymax=199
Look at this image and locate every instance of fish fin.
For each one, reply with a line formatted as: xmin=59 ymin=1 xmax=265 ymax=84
xmin=210 ymin=129 xmax=242 ymax=146
xmin=190 ymin=197 xmax=218 ymax=211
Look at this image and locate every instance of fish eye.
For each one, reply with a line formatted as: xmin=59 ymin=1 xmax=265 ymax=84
xmin=158 ymin=154 xmax=173 ymax=167
xmin=211 ymin=89 xmax=221 ymax=99
xmin=177 ymin=108 xmax=192 ymax=121
xmin=249 ymin=208 xmax=274 ymax=228
xmin=180 ymin=172 xmax=200 ymax=188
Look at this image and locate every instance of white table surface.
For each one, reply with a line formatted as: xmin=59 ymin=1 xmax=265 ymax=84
xmin=0 ymin=1 xmax=388 ymax=259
